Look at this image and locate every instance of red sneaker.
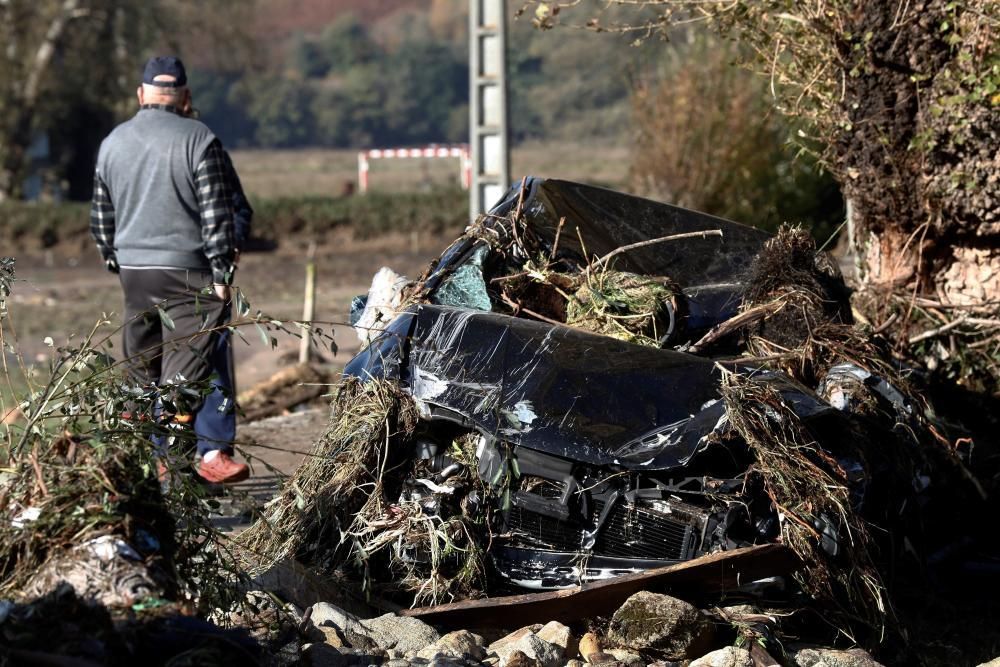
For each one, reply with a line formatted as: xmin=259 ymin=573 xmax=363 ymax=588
xmin=196 ymin=452 xmax=250 ymax=484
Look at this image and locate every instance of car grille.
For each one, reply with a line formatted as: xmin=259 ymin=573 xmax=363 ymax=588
xmin=591 ymin=500 xmax=698 ymax=560
xmin=506 ymin=496 xmax=703 ymax=561
xmin=506 ymin=506 xmax=584 ymax=552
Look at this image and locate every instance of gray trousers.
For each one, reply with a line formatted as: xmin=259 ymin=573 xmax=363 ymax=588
xmin=120 ymin=268 xmax=235 ymax=454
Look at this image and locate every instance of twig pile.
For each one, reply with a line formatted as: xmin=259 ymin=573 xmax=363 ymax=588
xmin=0 ymin=434 xmax=172 ymax=599
xmin=567 ymin=271 xmax=678 ymax=346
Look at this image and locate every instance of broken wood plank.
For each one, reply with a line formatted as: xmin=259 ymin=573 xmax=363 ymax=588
xmin=401 ymin=544 xmax=800 ymax=629
xmin=237 ymin=363 xmax=331 ymax=422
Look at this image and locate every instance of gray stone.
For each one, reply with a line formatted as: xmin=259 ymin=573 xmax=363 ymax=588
xmin=362 ymin=613 xmax=442 ymax=654
xmin=493 ymin=633 xmax=564 ymax=667
xmin=489 ymin=626 xmax=544 ymax=654
xmin=417 ymin=629 xmax=487 ymax=661
xmin=605 ymin=649 xmax=644 ymax=667
xmin=303 ymin=643 xmax=385 ymax=667
xmin=793 ymin=647 xmax=885 ymax=667
xmin=306 ymin=605 xmax=377 ymax=652
xmin=386 ymin=660 xmax=411 ymax=667
xmin=690 ymin=647 xmax=755 ymax=667
xmin=504 ymin=650 xmax=542 ymax=667
xmin=313 ymin=625 xmax=346 ymax=647
xmin=428 ymin=658 xmax=467 ymax=667
xmin=565 ymin=660 xmax=585 ymax=667
xmin=270 ymin=640 xmax=303 ymax=667
xmin=586 ymin=653 xmax=620 ymax=666
xmin=607 ymin=591 xmax=715 ymax=659
xmin=311 ymin=602 xmax=366 ymax=635
xmin=536 ymin=621 xmax=572 ymax=651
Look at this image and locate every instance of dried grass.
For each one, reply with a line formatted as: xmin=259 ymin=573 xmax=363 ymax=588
xmin=720 ymin=370 xmax=890 ymax=639
xmin=238 ymin=377 xmax=486 ymax=606
xmin=237 ymin=377 xmax=417 ymax=573
xmin=567 ymin=271 xmax=678 ymax=347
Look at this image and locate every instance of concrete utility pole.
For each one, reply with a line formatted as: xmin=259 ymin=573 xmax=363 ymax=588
xmin=469 ymin=0 xmax=510 ymax=219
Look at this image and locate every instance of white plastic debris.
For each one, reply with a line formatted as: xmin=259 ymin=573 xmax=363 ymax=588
xmin=355 ymin=267 xmax=410 ymax=346
xmin=84 ymin=535 xmax=142 ymax=562
xmin=12 ymin=506 xmax=41 ymax=528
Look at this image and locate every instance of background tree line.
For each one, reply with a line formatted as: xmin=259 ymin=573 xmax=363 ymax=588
xmin=0 ymin=0 xmax=843 ymax=240
xmin=192 ymin=8 xmax=660 ymax=150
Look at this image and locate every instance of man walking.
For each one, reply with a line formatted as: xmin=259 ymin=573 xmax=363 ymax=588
xmin=90 ymin=55 xmax=250 ymax=484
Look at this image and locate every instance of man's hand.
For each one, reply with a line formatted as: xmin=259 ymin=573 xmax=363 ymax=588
xmin=213 ymin=283 xmax=230 ymax=302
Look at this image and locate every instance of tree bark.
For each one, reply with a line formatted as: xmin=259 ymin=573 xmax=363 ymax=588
xmin=0 ymin=0 xmax=83 ymax=201
xmin=834 ymin=1 xmax=999 ymax=309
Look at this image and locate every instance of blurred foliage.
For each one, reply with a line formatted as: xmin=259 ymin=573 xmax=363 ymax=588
xmin=191 ymin=1 xmax=662 ymax=151
xmin=629 ymin=34 xmax=843 ymax=238
xmin=0 ymin=0 xmax=252 ymax=200
xmin=0 ymin=188 xmax=467 ymax=250
xmin=250 ymin=188 xmax=467 ymax=241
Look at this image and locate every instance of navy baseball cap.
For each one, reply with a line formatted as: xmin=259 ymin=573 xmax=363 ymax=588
xmin=142 ymin=56 xmax=187 ymax=87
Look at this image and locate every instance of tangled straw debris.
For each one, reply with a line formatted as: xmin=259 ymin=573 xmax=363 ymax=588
xmin=567 ymin=271 xmax=679 ymax=347
xmin=238 ymin=378 xmax=418 ymax=574
xmin=239 ymin=378 xmax=493 ymax=607
xmin=719 ymin=370 xmax=890 ymax=636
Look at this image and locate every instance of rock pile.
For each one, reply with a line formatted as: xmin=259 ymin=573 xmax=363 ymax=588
xmin=267 ymin=591 xmax=898 ymax=667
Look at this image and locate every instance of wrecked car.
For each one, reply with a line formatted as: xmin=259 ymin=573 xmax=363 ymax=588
xmin=337 ymin=179 xmax=903 ymax=593
xmin=241 ymin=176 xmax=971 ymax=644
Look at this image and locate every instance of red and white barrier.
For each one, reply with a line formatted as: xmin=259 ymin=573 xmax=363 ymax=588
xmin=357 ymin=144 xmax=471 ymax=193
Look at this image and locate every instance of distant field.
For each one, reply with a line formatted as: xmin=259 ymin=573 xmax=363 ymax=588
xmin=231 ymin=140 xmax=632 ymax=198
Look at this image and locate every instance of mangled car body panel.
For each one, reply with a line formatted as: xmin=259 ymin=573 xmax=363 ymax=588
xmin=467 ymin=178 xmax=770 ymax=288
xmin=346 ymin=304 xmax=728 ymax=470
xmin=345 ymin=303 xmax=845 ymax=589
xmin=419 ymin=179 xmax=772 ymax=344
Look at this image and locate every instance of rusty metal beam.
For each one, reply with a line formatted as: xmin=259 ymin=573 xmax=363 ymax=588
xmin=402 ymin=544 xmax=800 ymax=629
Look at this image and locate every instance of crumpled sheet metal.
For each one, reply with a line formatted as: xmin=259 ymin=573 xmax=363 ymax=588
xmin=488 ymin=178 xmax=769 ymax=289
xmin=421 ymin=179 xmax=770 ymax=342
xmin=347 ymin=304 xmax=730 ymax=470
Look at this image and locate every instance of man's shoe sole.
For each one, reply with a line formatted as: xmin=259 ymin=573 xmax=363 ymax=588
xmin=196 ymin=467 xmax=250 ymax=485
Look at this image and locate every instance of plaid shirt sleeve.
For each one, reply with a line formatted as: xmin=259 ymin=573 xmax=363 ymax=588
xmin=195 ymin=139 xmax=236 ymax=284
xmin=90 ymin=172 xmax=117 ymax=265
xmin=222 ymin=149 xmax=253 ymax=250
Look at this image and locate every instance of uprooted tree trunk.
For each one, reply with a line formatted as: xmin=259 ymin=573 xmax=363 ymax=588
xmin=751 ymin=0 xmax=1000 ymax=393
xmin=716 ymin=0 xmax=1000 ymax=310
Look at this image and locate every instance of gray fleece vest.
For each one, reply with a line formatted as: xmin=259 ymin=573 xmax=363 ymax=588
xmin=96 ymin=107 xmax=216 ymax=270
